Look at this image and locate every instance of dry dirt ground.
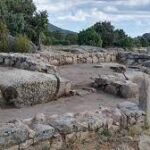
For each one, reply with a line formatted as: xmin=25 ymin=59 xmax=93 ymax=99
xmin=0 ymin=63 xmax=138 ymax=123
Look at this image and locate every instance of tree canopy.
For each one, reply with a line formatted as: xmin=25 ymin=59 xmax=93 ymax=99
xmin=0 ymin=0 xmax=49 ymax=50
xmin=78 ymin=21 xmax=150 ymax=48
xmin=78 ymin=28 xmax=102 ymax=47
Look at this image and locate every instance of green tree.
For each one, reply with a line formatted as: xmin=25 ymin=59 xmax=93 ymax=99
xmin=113 ymin=29 xmax=127 ymax=47
xmin=119 ymin=37 xmax=134 ymax=49
xmin=0 ymin=0 xmax=36 ymax=35
xmin=78 ymin=28 xmax=102 ymax=47
xmin=65 ymin=34 xmax=78 ymax=45
xmin=0 ymin=0 xmax=48 ymax=50
xmin=32 ymin=11 xmax=48 ymax=50
xmin=133 ymin=38 xmax=142 ymax=48
xmin=0 ymin=22 xmax=9 ymax=52
xmin=52 ymin=31 xmax=65 ymax=41
xmin=93 ymin=21 xmax=114 ymax=47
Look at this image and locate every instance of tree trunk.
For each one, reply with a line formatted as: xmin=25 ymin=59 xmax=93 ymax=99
xmin=37 ymin=32 xmax=41 ymax=51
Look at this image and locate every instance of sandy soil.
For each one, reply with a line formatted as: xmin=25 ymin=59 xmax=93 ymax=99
xmin=0 ymin=63 xmax=138 ymax=123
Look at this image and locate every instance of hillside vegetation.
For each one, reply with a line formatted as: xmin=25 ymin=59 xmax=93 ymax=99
xmin=0 ymin=0 xmax=150 ymax=53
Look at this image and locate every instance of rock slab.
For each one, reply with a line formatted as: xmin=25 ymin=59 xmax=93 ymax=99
xmin=0 ymin=67 xmax=71 ymax=108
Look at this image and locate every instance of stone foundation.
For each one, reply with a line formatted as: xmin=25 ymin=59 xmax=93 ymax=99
xmin=93 ymin=74 xmax=139 ymax=98
xmin=0 ymin=53 xmax=57 ymax=74
xmin=0 ymin=102 xmax=145 ymax=150
xmin=0 ymin=51 xmax=117 ymax=70
xmin=39 ymin=51 xmax=117 ymax=66
xmin=118 ymin=52 xmax=150 ymax=66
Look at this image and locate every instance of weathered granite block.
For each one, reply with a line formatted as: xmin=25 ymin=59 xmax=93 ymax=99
xmin=0 ymin=67 xmax=71 ymax=108
xmin=0 ymin=120 xmax=29 ymax=149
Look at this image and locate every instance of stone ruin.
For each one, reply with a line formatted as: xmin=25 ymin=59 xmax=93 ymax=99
xmin=93 ymin=74 xmax=139 ymax=98
xmin=0 ymin=50 xmax=117 ymax=108
xmin=0 ymin=102 xmax=145 ymax=150
xmin=0 ymin=46 xmax=150 ymax=149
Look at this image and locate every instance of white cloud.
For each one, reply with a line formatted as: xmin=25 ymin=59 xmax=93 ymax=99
xmin=57 ymin=5 xmax=150 ymax=23
xmin=104 ymin=6 xmax=118 ymax=12
xmin=33 ymin=0 xmax=67 ymax=12
xmin=91 ymin=8 xmax=150 ymax=23
xmin=58 ymin=10 xmax=90 ymax=21
xmin=33 ymin=0 xmax=92 ymax=12
xmin=117 ymin=0 xmax=150 ymax=6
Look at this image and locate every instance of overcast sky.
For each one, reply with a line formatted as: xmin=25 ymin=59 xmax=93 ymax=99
xmin=33 ymin=0 xmax=150 ymax=37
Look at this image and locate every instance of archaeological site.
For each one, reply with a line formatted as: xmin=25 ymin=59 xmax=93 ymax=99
xmin=0 ymin=45 xmax=150 ymax=150
xmin=1 ymin=0 xmax=150 ymax=149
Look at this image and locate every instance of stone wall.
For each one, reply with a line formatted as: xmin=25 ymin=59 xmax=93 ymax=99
xmin=39 ymin=51 xmax=117 ymax=66
xmin=118 ymin=52 xmax=150 ymax=66
xmin=0 ymin=102 xmax=145 ymax=150
xmin=1 ymin=51 xmax=150 ymax=71
xmin=0 ymin=51 xmax=117 ymax=70
xmin=0 ymin=53 xmax=57 ymax=74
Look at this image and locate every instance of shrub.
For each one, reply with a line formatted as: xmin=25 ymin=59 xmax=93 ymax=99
xmin=15 ymin=35 xmax=32 ymax=53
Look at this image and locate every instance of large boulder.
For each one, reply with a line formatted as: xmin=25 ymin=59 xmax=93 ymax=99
xmin=0 ymin=67 xmax=71 ymax=108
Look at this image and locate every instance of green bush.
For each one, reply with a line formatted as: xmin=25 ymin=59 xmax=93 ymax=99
xmin=78 ymin=28 xmax=103 ymax=47
xmin=15 ymin=35 xmax=32 ymax=53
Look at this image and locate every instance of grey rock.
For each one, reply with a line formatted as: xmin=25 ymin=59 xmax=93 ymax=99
xmin=0 ymin=67 xmax=71 ymax=108
xmin=116 ymin=144 xmax=135 ymax=150
xmin=117 ymin=101 xmax=145 ymax=117
xmin=120 ymin=81 xmax=139 ymax=98
xmin=139 ymin=134 xmax=150 ymax=150
xmin=0 ymin=120 xmax=29 ymax=149
xmin=94 ymin=74 xmax=139 ymax=98
xmin=48 ymin=113 xmax=77 ymax=134
xmin=32 ymin=124 xmax=55 ymax=142
xmin=142 ymin=60 xmax=150 ymax=68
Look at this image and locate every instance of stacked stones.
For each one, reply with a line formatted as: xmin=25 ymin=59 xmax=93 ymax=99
xmin=93 ymin=74 xmax=139 ymax=98
xmin=0 ymin=102 xmax=145 ymax=150
xmin=39 ymin=52 xmax=117 ymax=66
xmin=0 ymin=52 xmax=117 ymax=69
xmin=118 ymin=52 xmax=150 ymax=66
xmin=0 ymin=53 xmax=57 ymax=74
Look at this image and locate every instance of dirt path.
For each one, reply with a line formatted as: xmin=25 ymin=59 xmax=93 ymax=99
xmin=0 ymin=63 xmax=137 ymax=123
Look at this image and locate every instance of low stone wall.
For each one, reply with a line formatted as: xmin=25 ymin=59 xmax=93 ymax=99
xmin=0 ymin=53 xmax=57 ymax=74
xmin=39 ymin=51 xmax=117 ymax=66
xmin=0 ymin=51 xmax=117 ymax=70
xmin=0 ymin=67 xmax=71 ymax=108
xmin=0 ymin=102 xmax=145 ymax=150
xmin=118 ymin=52 xmax=150 ymax=66
xmin=93 ymin=74 xmax=139 ymax=98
